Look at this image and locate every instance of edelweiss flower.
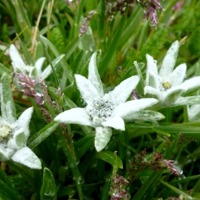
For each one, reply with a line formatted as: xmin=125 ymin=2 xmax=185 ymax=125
xmin=187 ymin=104 xmax=200 ymax=122
xmin=9 ymin=44 xmax=64 ymax=81
xmin=55 ymin=53 xmax=161 ymax=151
xmin=144 ymin=40 xmax=200 ymax=107
xmin=0 ymin=74 xmax=41 ymax=169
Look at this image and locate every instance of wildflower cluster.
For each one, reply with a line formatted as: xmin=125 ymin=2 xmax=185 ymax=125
xmin=17 ymin=73 xmax=63 ymax=123
xmin=128 ymin=150 xmax=182 ymax=181
xmin=79 ymin=10 xmax=96 ymax=37
xmin=65 ymin=0 xmax=80 ymax=11
xmin=109 ymin=174 xmax=129 ymax=200
xmin=105 ymin=0 xmax=163 ymax=26
xmin=136 ymin=0 xmax=163 ymax=26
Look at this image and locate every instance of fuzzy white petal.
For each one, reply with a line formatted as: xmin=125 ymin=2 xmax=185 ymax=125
xmin=11 ymin=146 xmax=41 ymax=169
xmin=146 ymin=54 xmax=158 ymax=86
xmin=123 ymin=110 xmax=165 ymax=121
xmin=8 ymin=128 xmax=26 ymax=149
xmin=17 ymin=107 xmax=33 ymax=139
xmin=113 ymin=98 xmax=158 ymax=118
xmin=187 ymin=104 xmax=200 ymax=122
xmin=102 ymin=116 xmax=125 ymax=131
xmin=110 ymin=75 xmax=140 ymax=106
xmin=0 ymin=146 xmax=15 ymax=161
xmin=34 ymin=57 xmax=46 ymax=77
xmin=148 ymin=72 xmax=160 ymax=89
xmin=9 ymin=44 xmax=26 ymax=71
xmin=144 ymin=86 xmax=160 ymax=99
xmin=180 ymin=77 xmax=200 ymax=92
xmin=168 ymin=64 xmax=187 ymax=86
xmin=1 ymin=101 xmax=16 ymax=124
xmin=75 ymin=74 xmax=100 ymax=104
xmin=172 ymin=96 xmax=200 ymax=107
xmin=54 ymin=108 xmax=93 ymax=126
xmin=159 ymin=41 xmax=179 ymax=76
xmin=88 ymin=53 xmax=104 ymax=97
xmin=164 ymin=87 xmax=184 ymax=106
xmin=95 ymin=127 xmax=112 ymax=152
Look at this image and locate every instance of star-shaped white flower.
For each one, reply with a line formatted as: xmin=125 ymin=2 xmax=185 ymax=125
xmin=9 ymin=44 xmax=64 ymax=81
xmin=54 ymin=53 xmax=161 ymax=151
xmin=0 ymin=74 xmax=41 ymax=169
xmin=144 ymin=40 xmax=200 ymax=107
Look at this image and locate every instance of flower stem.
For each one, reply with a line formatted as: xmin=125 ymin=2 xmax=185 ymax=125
xmin=58 ymin=129 xmax=83 ymax=200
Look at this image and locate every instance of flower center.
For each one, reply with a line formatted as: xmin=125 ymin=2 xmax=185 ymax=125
xmin=162 ymin=81 xmax=171 ymax=90
xmin=0 ymin=124 xmax=12 ymax=142
xmin=86 ymin=95 xmax=114 ymax=126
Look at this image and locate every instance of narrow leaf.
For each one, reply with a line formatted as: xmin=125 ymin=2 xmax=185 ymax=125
xmin=0 ymin=63 xmax=11 ymax=76
xmin=96 ymin=151 xmax=123 ymax=169
xmin=40 ymin=168 xmax=57 ymax=200
xmin=1 ymin=73 xmax=16 ymax=123
xmin=27 ymin=121 xmax=59 ymax=149
xmin=160 ymin=180 xmax=194 ymax=199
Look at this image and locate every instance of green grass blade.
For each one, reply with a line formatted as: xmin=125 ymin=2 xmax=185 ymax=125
xmin=27 ymin=121 xmax=59 ymax=149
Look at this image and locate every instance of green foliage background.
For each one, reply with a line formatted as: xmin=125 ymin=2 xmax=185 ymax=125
xmin=1 ymin=0 xmax=200 ymax=199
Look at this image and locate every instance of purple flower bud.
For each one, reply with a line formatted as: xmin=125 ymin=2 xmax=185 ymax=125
xmin=172 ymin=1 xmax=182 ymax=10
xmin=79 ymin=10 xmax=96 ymax=37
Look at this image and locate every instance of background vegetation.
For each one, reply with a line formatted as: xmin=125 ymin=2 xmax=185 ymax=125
xmin=1 ymin=0 xmax=200 ymax=199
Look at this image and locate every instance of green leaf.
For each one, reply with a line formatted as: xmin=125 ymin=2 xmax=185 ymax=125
xmin=74 ymin=135 xmax=94 ymax=159
xmin=42 ymin=54 xmax=65 ymax=80
xmin=57 ymin=186 xmax=75 ymax=198
xmin=119 ymin=7 xmax=143 ymax=49
xmin=39 ymin=35 xmax=74 ymax=84
xmin=6 ymin=160 xmax=35 ymax=185
xmin=155 ymin=125 xmax=200 ymax=137
xmin=97 ymin=0 xmax=106 ymax=41
xmin=132 ymin=171 xmax=163 ymax=200
xmin=40 ymin=168 xmax=57 ymax=200
xmin=10 ymin=0 xmax=32 ymax=42
xmin=27 ymin=121 xmax=59 ymax=149
xmin=134 ymin=61 xmax=145 ymax=89
xmin=0 ymin=63 xmax=11 ymax=76
xmin=188 ymin=26 xmax=200 ymax=57
xmin=0 ymin=178 xmax=20 ymax=200
xmin=170 ymin=174 xmax=200 ymax=185
xmin=1 ymin=73 xmax=16 ymax=123
xmin=33 ymin=41 xmax=44 ymax=63
xmin=96 ymin=151 xmax=123 ymax=170
xmin=64 ymin=37 xmax=80 ymax=61
xmin=160 ymin=180 xmax=194 ymax=199
xmin=99 ymin=16 xmax=126 ymax=75
xmin=19 ymin=37 xmax=32 ymax=65
xmin=165 ymin=134 xmax=180 ymax=159
xmin=139 ymin=27 xmax=168 ymax=61
xmin=49 ymin=26 xmax=66 ymax=53
xmin=0 ymin=167 xmax=13 ymax=188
